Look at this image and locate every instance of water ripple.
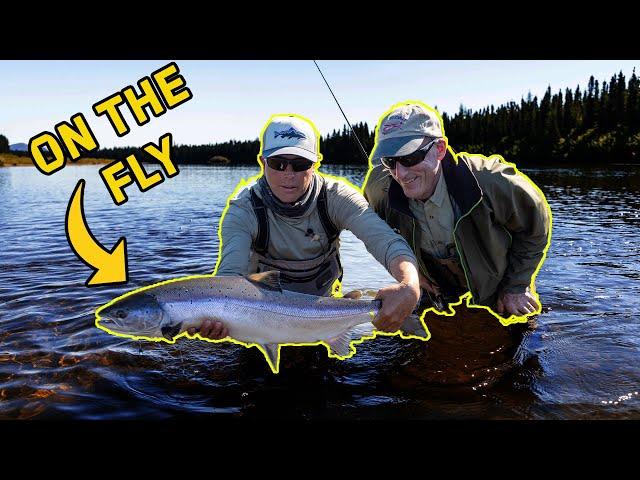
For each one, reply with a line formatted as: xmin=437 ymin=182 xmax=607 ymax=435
xmin=1 ymin=164 xmax=639 ymax=419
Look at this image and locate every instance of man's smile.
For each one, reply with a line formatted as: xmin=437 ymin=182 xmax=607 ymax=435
xmin=400 ymin=176 xmax=419 ymax=186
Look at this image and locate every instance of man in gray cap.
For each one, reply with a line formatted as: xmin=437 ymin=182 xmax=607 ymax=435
xmin=364 ymin=102 xmax=552 ymax=320
xmin=191 ymin=113 xmax=421 ymax=340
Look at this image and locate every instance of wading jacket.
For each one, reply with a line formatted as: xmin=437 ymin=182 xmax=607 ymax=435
xmin=364 ymin=149 xmax=551 ymax=307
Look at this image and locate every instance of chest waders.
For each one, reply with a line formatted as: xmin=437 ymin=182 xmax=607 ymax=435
xmin=420 ymin=248 xmax=468 ymax=300
xmin=248 ymin=181 xmax=343 ymax=296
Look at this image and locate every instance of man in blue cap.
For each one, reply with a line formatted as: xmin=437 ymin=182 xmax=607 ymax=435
xmin=194 ymin=113 xmax=422 ymax=340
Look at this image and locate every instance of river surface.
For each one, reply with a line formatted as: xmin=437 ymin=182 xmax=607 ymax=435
xmin=0 ymin=164 xmax=639 ymax=419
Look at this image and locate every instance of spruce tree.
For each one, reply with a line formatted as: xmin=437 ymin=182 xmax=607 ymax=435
xmin=0 ymin=134 xmax=8 ymax=154
xmin=628 ymin=68 xmax=639 ymax=128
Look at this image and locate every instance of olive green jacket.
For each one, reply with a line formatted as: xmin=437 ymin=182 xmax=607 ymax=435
xmin=364 ymin=149 xmax=552 ymax=307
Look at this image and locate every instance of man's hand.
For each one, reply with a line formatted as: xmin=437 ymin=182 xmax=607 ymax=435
xmin=496 ymin=287 xmax=540 ymax=317
xmin=373 ymin=255 xmax=421 ymax=332
xmin=343 ymin=290 xmax=363 ymax=299
xmin=187 ymin=318 xmax=229 ymax=340
xmin=373 ymin=282 xmax=420 ymax=332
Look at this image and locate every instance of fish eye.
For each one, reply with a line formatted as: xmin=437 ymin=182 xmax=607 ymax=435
xmin=116 ymin=310 xmax=127 ymax=319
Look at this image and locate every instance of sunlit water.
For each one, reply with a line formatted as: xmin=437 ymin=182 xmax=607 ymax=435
xmin=0 ymin=164 xmax=639 ymax=419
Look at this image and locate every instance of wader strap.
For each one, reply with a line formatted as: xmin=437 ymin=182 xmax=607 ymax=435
xmin=249 ymin=189 xmax=269 ymax=255
xmin=317 ymin=180 xmax=340 ymax=244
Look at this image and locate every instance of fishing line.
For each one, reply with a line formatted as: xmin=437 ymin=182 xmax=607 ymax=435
xmin=313 ymin=60 xmax=370 ymax=163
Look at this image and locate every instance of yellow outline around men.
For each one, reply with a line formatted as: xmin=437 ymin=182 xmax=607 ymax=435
xmin=96 ymin=104 xmax=553 ymax=373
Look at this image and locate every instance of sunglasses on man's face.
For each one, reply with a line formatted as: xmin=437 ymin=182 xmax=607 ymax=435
xmin=380 ymin=139 xmax=438 ymax=170
xmin=266 ymin=156 xmax=315 ymax=172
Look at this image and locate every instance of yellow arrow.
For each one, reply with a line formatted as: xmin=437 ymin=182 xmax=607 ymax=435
xmin=66 ymin=179 xmax=128 ymax=287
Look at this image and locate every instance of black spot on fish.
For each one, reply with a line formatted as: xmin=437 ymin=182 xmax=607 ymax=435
xmin=161 ymin=322 xmax=183 ymax=340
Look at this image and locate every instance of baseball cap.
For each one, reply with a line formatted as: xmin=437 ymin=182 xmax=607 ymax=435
xmin=261 ymin=114 xmax=320 ymax=162
xmin=371 ymin=103 xmax=444 ymax=160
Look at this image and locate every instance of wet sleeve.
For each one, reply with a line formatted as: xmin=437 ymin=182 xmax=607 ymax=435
xmin=327 ymin=180 xmax=417 ymax=271
xmin=482 ymin=158 xmax=552 ymax=294
xmin=215 ymin=196 xmax=258 ymax=276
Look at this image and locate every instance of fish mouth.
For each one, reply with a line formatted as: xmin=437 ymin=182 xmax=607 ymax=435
xmin=97 ymin=315 xmax=126 ymax=332
xmin=97 ymin=312 xmax=171 ymax=340
xmin=97 ymin=316 xmax=166 ymax=339
xmin=96 ymin=315 xmax=131 ymax=333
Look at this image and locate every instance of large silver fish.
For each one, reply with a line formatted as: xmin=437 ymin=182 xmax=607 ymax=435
xmin=96 ymin=271 xmax=429 ymax=373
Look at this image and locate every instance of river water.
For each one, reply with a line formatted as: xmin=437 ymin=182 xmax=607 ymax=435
xmin=0 ymin=164 xmax=638 ymax=419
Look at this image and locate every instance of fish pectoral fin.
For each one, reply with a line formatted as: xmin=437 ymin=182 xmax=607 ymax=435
xmin=359 ymin=322 xmax=375 ymax=338
xmin=261 ymin=343 xmax=281 ymax=371
xmin=246 ymin=271 xmax=283 ymax=292
xmin=325 ymin=328 xmax=358 ymax=358
xmin=399 ymin=314 xmax=429 ymax=339
xmin=161 ymin=322 xmax=183 ymax=340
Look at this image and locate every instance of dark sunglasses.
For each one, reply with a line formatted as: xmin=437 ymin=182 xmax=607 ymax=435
xmin=380 ymin=139 xmax=438 ymax=170
xmin=266 ymin=156 xmax=315 ymax=172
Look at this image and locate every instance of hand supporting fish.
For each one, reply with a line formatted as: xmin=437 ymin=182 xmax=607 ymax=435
xmin=188 ymin=319 xmax=228 ymax=340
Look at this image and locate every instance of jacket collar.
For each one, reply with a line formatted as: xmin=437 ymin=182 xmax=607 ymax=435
xmin=441 ymin=149 xmax=483 ymax=217
xmin=388 ymin=149 xmax=482 ymax=219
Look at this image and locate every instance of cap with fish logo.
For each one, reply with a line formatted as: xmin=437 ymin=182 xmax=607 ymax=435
xmin=261 ymin=114 xmax=321 ymax=162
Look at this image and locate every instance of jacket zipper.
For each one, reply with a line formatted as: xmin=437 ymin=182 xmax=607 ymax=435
xmin=453 ymin=197 xmax=483 ymax=302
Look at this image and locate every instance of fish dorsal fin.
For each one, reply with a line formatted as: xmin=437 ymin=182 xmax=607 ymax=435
xmin=246 ymin=270 xmax=283 ymax=292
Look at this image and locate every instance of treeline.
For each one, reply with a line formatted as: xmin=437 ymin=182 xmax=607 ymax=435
xmin=87 ymin=140 xmax=262 ymax=165
xmin=324 ymin=70 xmax=640 ymax=165
xmin=442 ymin=70 xmax=640 ymax=164
xmin=5 ymin=69 xmax=639 ymax=166
xmin=84 ymin=123 xmax=376 ymax=166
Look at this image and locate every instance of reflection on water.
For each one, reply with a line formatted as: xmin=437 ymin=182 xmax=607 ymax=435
xmin=0 ymin=164 xmax=639 ymax=419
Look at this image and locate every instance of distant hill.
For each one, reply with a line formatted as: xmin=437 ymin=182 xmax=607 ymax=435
xmin=10 ymin=143 xmax=28 ymax=151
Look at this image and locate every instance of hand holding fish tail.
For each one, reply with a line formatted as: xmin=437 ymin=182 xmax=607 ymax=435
xmin=188 ymin=318 xmax=229 ymax=340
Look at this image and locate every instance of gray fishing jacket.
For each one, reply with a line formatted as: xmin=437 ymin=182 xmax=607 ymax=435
xmin=216 ymin=172 xmax=417 ymax=294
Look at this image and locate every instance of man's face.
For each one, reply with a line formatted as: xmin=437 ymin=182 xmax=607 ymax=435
xmin=261 ymin=154 xmax=315 ymax=203
xmin=387 ymin=139 xmax=447 ymax=201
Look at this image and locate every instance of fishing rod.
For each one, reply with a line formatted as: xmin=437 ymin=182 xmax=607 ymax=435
xmin=313 ymin=61 xmax=444 ymax=310
xmin=313 ymin=60 xmax=370 ymax=163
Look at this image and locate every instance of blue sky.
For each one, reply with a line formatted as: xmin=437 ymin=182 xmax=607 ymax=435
xmin=1 ymin=60 xmax=638 ymax=148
